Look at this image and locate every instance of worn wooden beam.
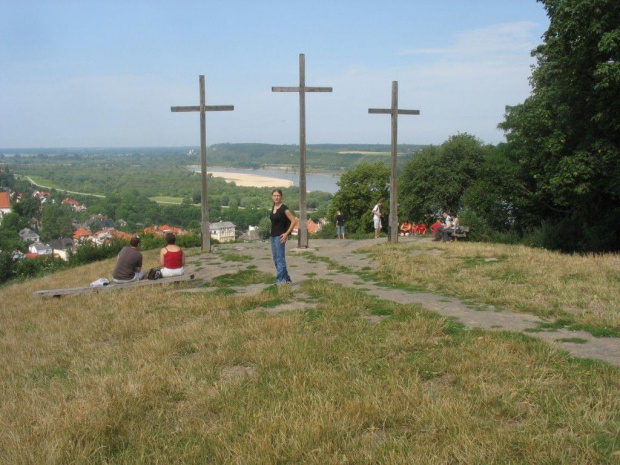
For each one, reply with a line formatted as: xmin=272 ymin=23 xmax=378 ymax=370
xmin=171 ymin=75 xmax=234 ymax=253
xmin=368 ymin=81 xmax=420 ymax=243
xmin=33 ymin=274 xmax=196 ymax=298
xmin=271 ymin=53 xmax=332 ymax=249
xmin=368 ymin=109 xmax=420 ymax=115
xmin=171 ymin=105 xmax=234 ymax=112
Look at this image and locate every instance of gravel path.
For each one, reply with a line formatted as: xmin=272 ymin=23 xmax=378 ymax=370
xmin=181 ymin=238 xmax=620 ymax=368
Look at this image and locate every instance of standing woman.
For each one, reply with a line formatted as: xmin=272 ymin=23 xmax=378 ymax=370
xmin=269 ymin=189 xmax=297 ymax=285
xmin=159 ymin=232 xmax=185 ymax=277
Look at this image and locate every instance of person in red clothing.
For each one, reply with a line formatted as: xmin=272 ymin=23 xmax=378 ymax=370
xmin=415 ymin=223 xmax=427 ymax=235
xmin=430 ymin=219 xmax=443 ymax=239
xmin=159 ymin=232 xmax=185 ymax=277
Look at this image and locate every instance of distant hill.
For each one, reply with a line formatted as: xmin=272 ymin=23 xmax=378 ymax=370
xmin=1 ymin=143 xmax=428 ymax=173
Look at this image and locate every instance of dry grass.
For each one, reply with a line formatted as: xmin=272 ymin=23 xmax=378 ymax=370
xmin=1 ymin=252 xmax=619 ymax=463
xmin=369 ymin=241 xmax=620 ymax=336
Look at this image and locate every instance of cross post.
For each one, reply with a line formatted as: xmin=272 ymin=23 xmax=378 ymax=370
xmin=272 ymin=53 xmax=332 ymax=248
xmin=369 ymin=81 xmax=419 ymax=243
xmin=171 ymin=75 xmax=234 ymax=253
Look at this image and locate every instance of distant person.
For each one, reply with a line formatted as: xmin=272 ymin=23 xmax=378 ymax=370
xmin=372 ymin=199 xmax=383 ymax=239
xmin=416 ymin=222 xmax=427 ymax=235
xmin=269 ymin=189 xmax=297 ymax=285
xmin=112 ymin=236 xmax=144 ymax=282
xmin=430 ymin=219 xmax=443 ymax=240
xmin=433 ymin=212 xmax=453 ymax=241
xmin=442 ymin=215 xmax=460 ymax=242
xmin=400 ymin=220 xmax=412 ymax=236
xmin=159 ymin=232 xmax=185 ymax=277
xmin=336 ymin=210 xmax=345 ymax=239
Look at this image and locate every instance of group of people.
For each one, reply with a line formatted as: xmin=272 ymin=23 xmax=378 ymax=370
xmin=112 ymin=191 xmax=458 ymax=287
xmin=111 ymin=188 xmax=298 ymax=287
xmin=112 ymin=232 xmax=186 ymax=283
xmin=398 ymin=220 xmax=427 ymax=236
xmin=431 ymin=212 xmax=460 ymax=242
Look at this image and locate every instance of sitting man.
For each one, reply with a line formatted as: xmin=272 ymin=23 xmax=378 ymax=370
xmin=416 ymin=222 xmax=427 ymax=235
xmin=112 ymin=236 xmax=145 ymax=282
xmin=430 ymin=219 xmax=443 ymax=239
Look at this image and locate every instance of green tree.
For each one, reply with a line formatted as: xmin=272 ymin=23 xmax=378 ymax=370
xmin=258 ymin=216 xmax=271 ymax=240
xmin=13 ymin=195 xmax=40 ymax=220
xmin=498 ymin=0 xmax=620 ymax=251
xmin=328 ymin=162 xmax=389 ymax=234
xmin=40 ymin=204 xmax=73 ymax=241
xmin=398 ymin=133 xmax=488 ymax=224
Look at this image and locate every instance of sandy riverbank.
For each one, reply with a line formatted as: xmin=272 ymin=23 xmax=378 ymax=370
xmin=209 ymin=171 xmax=293 ymax=188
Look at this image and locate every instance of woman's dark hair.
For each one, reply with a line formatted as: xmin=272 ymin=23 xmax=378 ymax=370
xmin=271 ymin=188 xmax=283 ymax=206
xmin=165 ymin=232 xmax=176 ymax=245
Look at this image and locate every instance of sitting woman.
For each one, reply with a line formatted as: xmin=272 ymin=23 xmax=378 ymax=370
xmin=159 ymin=232 xmax=185 ymax=277
xmin=400 ymin=220 xmax=412 ymax=236
xmin=416 ymin=223 xmax=427 ymax=235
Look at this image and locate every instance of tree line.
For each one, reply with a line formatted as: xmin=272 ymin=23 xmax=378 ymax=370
xmin=329 ymin=0 xmax=620 ymax=252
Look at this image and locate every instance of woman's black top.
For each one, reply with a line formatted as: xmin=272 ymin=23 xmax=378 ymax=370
xmin=270 ymin=204 xmax=291 ymax=237
xmin=336 ymin=214 xmax=344 ymax=226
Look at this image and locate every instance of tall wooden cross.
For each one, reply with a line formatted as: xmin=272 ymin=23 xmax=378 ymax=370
xmin=171 ymin=75 xmax=234 ymax=253
xmin=272 ymin=53 xmax=332 ymax=248
xmin=369 ymin=81 xmax=420 ymax=243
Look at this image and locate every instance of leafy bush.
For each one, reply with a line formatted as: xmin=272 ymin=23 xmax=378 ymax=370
xmin=0 ymin=252 xmax=15 ymax=284
xmin=314 ymin=223 xmax=336 ymax=239
xmin=14 ymin=255 xmax=67 ymax=280
xmin=176 ymin=234 xmax=201 ymax=249
xmin=68 ymin=240 xmax=125 ymax=266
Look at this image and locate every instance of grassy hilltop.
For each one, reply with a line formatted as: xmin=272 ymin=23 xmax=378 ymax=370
xmin=1 ymin=240 xmax=619 ymax=463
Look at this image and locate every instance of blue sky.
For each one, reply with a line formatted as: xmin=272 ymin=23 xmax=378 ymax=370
xmin=0 ymin=1 xmax=549 ymax=148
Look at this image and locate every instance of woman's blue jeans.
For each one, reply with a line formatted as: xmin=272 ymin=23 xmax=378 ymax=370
xmin=270 ymin=236 xmax=290 ymax=284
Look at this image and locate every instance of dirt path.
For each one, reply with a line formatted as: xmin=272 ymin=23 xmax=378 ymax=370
xmin=182 ymin=238 xmax=620 ymax=368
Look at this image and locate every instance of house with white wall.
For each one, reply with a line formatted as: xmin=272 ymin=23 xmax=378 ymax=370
xmin=0 ymin=191 xmax=11 ymax=223
xmin=210 ymin=221 xmax=236 ymax=243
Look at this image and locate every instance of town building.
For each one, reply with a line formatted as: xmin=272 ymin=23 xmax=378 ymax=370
xmin=292 ymin=218 xmax=320 ymax=236
xmin=19 ymin=228 xmax=40 ymax=243
xmin=28 ymin=241 xmax=53 ymax=256
xmin=73 ymin=227 xmax=93 ymax=242
xmin=210 ymin=221 xmax=236 ymax=243
xmin=0 ymin=191 xmax=11 ymax=223
xmin=48 ymin=238 xmax=74 ymax=261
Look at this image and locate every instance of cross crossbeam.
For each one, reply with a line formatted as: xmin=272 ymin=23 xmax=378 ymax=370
xmin=171 ymin=75 xmax=234 ymax=253
xmin=272 ymin=53 xmax=332 ymax=248
xmin=369 ymin=81 xmax=420 ymax=243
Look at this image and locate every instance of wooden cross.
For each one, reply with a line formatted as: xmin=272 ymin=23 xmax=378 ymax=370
xmin=171 ymin=75 xmax=234 ymax=253
xmin=369 ymin=81 xmax=420 ymax=243
xmin=272 ymin=53 xmax=332 ymax=249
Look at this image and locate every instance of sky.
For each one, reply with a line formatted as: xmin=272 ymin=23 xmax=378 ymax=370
xmin=0 ymin=0 xmax=550 ymax=149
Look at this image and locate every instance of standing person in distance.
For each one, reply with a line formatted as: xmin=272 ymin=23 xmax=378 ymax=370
xmin=112 ymin=236 xmax=145 ymax=282
xmin=159 ymin=232 xmax=185 ymax=277
xmin=336 ymin=210 xmax=345 ymax=240
xmin=269 ymin=189 xmax=298 ymax=285
xmin=372 ymin=199 xmax=384 ymax=239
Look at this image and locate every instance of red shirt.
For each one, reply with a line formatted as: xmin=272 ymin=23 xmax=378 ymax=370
xmin=163 ymin=247 xmax=184 ymax=269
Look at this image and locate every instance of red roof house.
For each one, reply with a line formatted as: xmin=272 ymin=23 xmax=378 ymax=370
xmin=73 ymin=228 xmax=92 ymax=241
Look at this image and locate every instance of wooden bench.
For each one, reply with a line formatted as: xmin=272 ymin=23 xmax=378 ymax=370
xmin=451 ymin=226 xmax=470 ymax=241
xmin=33 ymin=274 xmax=195 ymax=298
